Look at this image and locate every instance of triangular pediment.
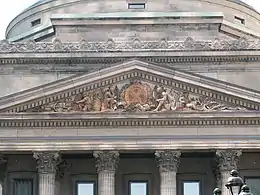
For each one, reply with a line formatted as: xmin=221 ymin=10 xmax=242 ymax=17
xmin=0 ymin=60 xmax=259 ymax=113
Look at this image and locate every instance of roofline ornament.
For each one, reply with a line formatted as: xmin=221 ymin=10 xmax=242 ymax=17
xmin=0 ymin=37 xmax=258 ymax=53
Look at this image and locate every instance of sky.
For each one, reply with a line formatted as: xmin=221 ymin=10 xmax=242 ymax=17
xmin=0 ymin=0 xmax=259 ymax=39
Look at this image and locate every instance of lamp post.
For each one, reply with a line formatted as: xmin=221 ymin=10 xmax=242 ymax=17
xmin=240 ymin=185 xmax=253 ymax=195
xmin=213 ymin=170 xmax=254 ymax=195
xmin=225 ymin=170 xmax=244 ymax=195
xmin=213 ymin=188 xmax=222 ymax=195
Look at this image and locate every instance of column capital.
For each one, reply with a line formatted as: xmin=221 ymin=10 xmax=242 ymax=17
xmin=216 ymin=149 xmax=242 ymax=172
xmin=155 ymin=150 xmax=181 ymax=172
xmin=93 ymin=151 xmax=119 ymax=173
xmin=33 ymin=151 xmax=61 ymax=174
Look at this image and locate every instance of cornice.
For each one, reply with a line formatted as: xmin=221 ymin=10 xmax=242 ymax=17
xmin=0 ymin=111 xmax=259 ymax=128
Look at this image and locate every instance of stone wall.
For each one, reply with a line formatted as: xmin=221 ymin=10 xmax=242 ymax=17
xmin=0 ymin=73 xmax=72 ymax=97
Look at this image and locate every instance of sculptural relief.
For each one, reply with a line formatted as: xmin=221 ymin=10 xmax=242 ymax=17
xmin=0 ymin=37 xmax=257 ymax=53
xmin=35 ymin=80 xmax=247 ymax=113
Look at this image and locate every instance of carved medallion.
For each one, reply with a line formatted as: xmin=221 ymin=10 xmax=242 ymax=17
xmin=124 ymin=83 xmax=151 ymax=105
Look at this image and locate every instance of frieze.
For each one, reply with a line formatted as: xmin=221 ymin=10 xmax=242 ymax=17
xmin=29 ymin=80 xmax=248 ymax=113
xmin=0 ymin=37 xmax=260 ymax=53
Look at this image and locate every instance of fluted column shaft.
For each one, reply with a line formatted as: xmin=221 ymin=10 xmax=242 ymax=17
xmin=34 ymin=152 xmax=61 ymax=195
xmin=216 ymin=150 xmax=242 ymax=195
xmin=93 ymin=151 xmax=119 ymax=195
xmin=155 ymin=150 xmax=181 ymax=195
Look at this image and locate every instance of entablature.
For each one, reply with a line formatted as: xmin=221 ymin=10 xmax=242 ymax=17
xmin=0 ymin=111 xmax=259 ymax=128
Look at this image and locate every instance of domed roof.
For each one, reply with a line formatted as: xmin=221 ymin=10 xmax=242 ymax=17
xmin=26 ymin=0 xmax=52 ymax=10
xmin=28 ymin=0 xmax=257 ymax=12
xmin=229 ymin=0 xmax=257 ymax=11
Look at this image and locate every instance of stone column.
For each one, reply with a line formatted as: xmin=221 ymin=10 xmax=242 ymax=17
xmin=155 ymin=150 xmax=181 ymax=195
xmin=34 ymin=152 xmax=61 ymax=195
xmin=93 ymin=151 xmax=119 ymax=195
xmin=216 ymin=150 xmax=242 ymax=195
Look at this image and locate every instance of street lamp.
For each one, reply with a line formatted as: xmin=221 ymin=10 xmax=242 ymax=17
xmin=225 ymin=170 xmax=244 ymax=195
xmin=213 ymin=188 xmax=222 ymax=195
xmin=240 ymin=185 xmax=253 ymax=195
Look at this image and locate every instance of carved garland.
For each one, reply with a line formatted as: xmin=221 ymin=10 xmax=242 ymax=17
xmin=3 ymin=71 xmax=259 ymax=113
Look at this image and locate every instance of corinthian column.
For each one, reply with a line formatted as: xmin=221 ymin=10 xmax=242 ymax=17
xmin=155 ymin=150 xmax=181 ymax=195
xmin=34 ymin=152 xmax=61 ymax=195
xmin=216 ymin=150 xmax=242 ymax=195
xmin=93 ymin=151 xmax=119 ymax=195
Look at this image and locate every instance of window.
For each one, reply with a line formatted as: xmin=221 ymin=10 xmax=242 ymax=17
xmin=245 ymin=177 xmax=260 ymax=195
xmin=31 ymin=19 xmax=41 ymax=27
xmin=76 ymin=182 xmax=95 ymax=195
xmin=234 ymin=16 xmax=245 ymax=25
xmin=128 ymin=3 xmax=145 ymax=9
xmin=13 ymin=179 xmax=33 ymax=195
xmin=183 ymin=181 xmax=200 ymax=195
xmin=129 ymin=181 xmax=148 ymax=195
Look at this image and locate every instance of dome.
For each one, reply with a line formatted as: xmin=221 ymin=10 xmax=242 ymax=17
xmin=6 ymin=0 xmax=260 ymax=42
xmin=27 ymin=0 xmax=257 ymax=13
xmin=24 ymin=0 xmax=52 ymax=11
xmin=229 ymin=0 xmax=257 ymax=12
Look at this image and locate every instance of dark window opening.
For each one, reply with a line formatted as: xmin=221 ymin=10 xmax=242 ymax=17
xmin=129 ymin=181 xmax=148 ymax=195
xmin=31 ymin=19 xmax=41 ymax=27
xmin=128 ymin=3 xmax=145 ymax=9
xmin=13 ymin=179 xmax=33 ymax=195
xmin=234 ymin=16 xmax=245 ymax=24
xmin=76 ymin=181 xmax=95 ymax=195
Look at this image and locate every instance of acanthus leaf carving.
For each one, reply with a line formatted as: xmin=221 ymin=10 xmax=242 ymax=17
xmin=216 ymin=150 xmax=242 ymax=172
xmin=33 ymin=152 xmax=61 ymax=174
xmin=30 ymin=80 xmax=249 ymax=113
xmin=93 ymin=151 xmax=119 ymax=173
xmin=155 ymin=150 xmax=181 ymax=172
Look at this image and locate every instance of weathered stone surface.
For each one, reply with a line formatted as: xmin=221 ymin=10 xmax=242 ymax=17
xmin=33 ymin=152 xmax=61 ymax=174
xmin=216 ymin=149 xmax=242 ymax=171
xmin=155 ymin=150 xmax=181 ymax=172
xmin=1 ymin=60 xmax=258 ymax=114
xmin=93 ymin=151 xmax=119 ymax=173
xmin=0 ymin=37 xmax=258 ymax=53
